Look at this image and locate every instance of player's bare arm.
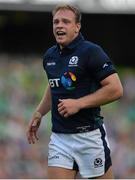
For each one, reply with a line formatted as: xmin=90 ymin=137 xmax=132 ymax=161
xmin=78 ymin=73 xmax=123 ymax=108
xmin=35 ymin=85 xmax=52 ymax=116
xmin=27 ymin=85 xmax=51 ymax=144
xmin=58 ymin=73 xmax=123 ymax=118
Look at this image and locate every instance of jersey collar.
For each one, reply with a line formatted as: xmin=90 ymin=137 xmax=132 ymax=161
xmin=57 ymin=33 xmax=84 ymax=51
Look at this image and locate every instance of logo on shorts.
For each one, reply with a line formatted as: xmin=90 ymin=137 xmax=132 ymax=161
xmin=53 ymin=155 xmax=59 ymax=159
xmin=94 ymin=158 xmax=103 ymax=168
xmin=48 ymin=155 xmax=59 ymax=160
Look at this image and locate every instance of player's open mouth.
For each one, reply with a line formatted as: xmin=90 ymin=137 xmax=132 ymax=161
xmin=56 ymin=31 xmax=66 ymax=36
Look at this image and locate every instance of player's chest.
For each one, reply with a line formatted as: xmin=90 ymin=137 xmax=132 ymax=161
xmin=45 ymin=53 xmax=86 ymax=79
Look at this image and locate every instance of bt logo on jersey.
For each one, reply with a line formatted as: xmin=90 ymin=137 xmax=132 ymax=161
xmin=49 ymin=72 xmax=77 ymax=90
xmin=49 ymin=78 xmax=60 ymax=87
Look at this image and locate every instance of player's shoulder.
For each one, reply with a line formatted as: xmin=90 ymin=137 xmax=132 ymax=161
xmin=43 ymin=45 xmax=57 ymax=59
xmin=81 ymin=40 xmax=105 ymax=57
xmin=83 ymin=40 xmax=101 ymax=51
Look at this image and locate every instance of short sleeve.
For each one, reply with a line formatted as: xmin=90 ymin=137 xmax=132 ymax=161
xmin=43 ymin=50 xmax=49 ymax=71
xmin=87 ymin=45 xmax=117 ymax=81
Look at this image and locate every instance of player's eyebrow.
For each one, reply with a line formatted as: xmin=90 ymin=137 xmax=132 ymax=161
xmin=53 ymin=18 xmax=71 ymax=22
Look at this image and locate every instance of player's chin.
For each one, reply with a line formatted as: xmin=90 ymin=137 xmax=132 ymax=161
xmin=56 ymin=39 xmax=66 ymax=46
xmin=55 ymin=37 xmax=67 ymax=45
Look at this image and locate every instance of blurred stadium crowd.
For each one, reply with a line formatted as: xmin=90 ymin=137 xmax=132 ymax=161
xmin=0 ymin=54 xmax=135 ymax=179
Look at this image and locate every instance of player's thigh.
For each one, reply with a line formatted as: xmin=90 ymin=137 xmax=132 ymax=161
xmin=47 ymin=166 xmax=77 ymax=179
xmin=96 ymin=166 xmax=114 ymax=179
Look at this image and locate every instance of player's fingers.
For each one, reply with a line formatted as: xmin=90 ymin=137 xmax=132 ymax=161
xmin=59 ymin=99 xmax=63 ymax=102
xmin=27 ymin=131 xmax=34 ymax=144
xmin=58 ymin=105 xmax=65 ymax=112
xmin=63 ymin=112 xmax=69 ymax=118
xmin=29 ymin=131 xmax=36 ymax=144
xmin=27 ymin=127 xmax=37 ymax=144
xmin=34 ymin=131 xmax=39 ymax=141
xmin=26 ymin=129 xmax=32 ymax=143
xmin=28 ymin=136 xmax=34 ymax=144
xmin=59 ymin=109 xmax=67 ymax=116
xmin=58 ymin=99 xmax=64 ymax=107
xmin=58 ymin=102 xmax=63 ymax=108
xmin=31 ymin=126 xmax=39 ymax=142
xmin=27 ymin=134 xmax=31 ymax=144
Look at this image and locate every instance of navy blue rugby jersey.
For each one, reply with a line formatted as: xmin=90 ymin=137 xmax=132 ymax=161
xmin=43 ymin=33 xmax=116 ymax=133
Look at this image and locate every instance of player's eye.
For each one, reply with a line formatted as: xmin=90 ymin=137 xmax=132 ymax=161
xmin=63 ymin=19 xmax=70 ymax=24
xmin=53 ymin=20 xmax=59 ymax=25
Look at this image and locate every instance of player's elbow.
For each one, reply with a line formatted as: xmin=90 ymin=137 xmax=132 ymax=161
xmin=113 ymin=84 xmax=123 ymax=100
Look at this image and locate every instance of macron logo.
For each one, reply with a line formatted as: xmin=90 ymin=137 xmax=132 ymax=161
xmin=47 ymin=62 xmax=56 ymax=66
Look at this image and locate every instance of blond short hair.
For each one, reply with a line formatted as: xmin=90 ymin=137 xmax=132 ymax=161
xmin=52 ymin=4 xmax=82 ymax=23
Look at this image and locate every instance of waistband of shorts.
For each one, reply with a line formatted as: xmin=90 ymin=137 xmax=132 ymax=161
xmin=52 ymin=120 xmax=104 ymax=134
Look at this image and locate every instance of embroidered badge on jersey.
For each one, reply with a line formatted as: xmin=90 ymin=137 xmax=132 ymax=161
xmin=68 ymin=56 xmax=79 ymax=67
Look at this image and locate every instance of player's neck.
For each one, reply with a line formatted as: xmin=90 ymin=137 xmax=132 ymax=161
xmin=59 ymin=33 xmax=79 ymax=50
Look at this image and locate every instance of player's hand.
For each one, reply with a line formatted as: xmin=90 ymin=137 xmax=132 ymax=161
xmin=26 ymin=116 xmax=41 ymax=144
xmin=58 ymin=99 xmax=81 ymax=118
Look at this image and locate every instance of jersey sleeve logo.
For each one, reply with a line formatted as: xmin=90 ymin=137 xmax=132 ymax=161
xmin=102 ymin=63 xmax=109 ymax=69
xmin=68 ymin=56 xmax=79 ymax=67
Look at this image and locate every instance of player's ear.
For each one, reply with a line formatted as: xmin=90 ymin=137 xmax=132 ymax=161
xmin=75 ymin=23 xmax=81 ymax=33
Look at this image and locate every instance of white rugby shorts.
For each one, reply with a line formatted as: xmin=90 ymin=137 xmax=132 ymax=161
xmin=48 ymin=124 xmax=112 ymax=178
